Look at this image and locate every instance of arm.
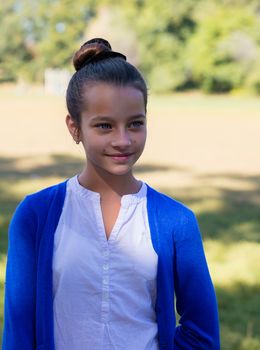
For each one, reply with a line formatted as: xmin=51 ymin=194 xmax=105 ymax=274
xmin=173 ymin=210 xmax=220 ymax=349
xmin=2 ymin=197 xmax=37 ymax=349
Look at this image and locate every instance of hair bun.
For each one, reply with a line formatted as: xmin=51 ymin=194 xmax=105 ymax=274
xmin=73 ymin=38 xmax=126 ymax=71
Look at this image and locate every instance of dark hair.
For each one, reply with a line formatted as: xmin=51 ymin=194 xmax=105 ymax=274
xmin=66 ymin=38 xmax=148 ymax=127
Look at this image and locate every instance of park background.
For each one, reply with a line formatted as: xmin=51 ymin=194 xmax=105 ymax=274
xmin=0 ymin=0 xmax=260 ymax=349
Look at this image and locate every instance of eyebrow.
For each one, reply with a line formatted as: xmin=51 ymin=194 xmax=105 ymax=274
xmin=90 ymin=114 xmax=146 ymax=122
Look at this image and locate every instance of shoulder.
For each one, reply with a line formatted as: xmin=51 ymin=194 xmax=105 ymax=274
xmin=146 ymin=184 xmax=200 ymax=242
xmin=12 ymin=180 xmax=68 ymax=223
xmin=8 ymin=180 xmax=68 ymax=243
xmin=146 ymin=184 xmax=195 ymax=218
xmin=25 ymin=179 xmax=68 ymax=207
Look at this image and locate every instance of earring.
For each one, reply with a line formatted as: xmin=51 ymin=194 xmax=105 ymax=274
xmin=74 ymin=128 xmax=80 ymax=144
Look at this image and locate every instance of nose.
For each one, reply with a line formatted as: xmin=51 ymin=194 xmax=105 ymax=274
xmin=111 ymin=129 xmax=131 ymax=148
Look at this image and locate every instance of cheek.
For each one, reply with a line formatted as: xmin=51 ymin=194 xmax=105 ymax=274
xmin=83 ymin=134 xmax=109 ymax=153
xmin=137 ymin=130 xmax=147 ymax=146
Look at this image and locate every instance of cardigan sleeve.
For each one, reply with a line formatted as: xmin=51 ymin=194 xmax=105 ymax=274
xmin=2 ymin=196 xmax=37 ymax=349
xmin=173 ymin=210 xmax=220 ymax=349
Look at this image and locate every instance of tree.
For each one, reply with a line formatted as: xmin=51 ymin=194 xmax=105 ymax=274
xmin=0 ymin=0 xmax=97 ymax=82
xmin=84 ymin=5 xmax=139 ymax=66
xmin=36 ymin=0 xmax=95 ymax=71
xmin=120 ymin=0 xmax=201 ymax=92
xmin=0 ymin=0 xmax=34 ymax=81
xmin=185 ymin=2 xmax=259 ymax=92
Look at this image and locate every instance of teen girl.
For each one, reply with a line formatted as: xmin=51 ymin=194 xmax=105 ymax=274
xmin=3 ymin=38 xmax=220 ymax=350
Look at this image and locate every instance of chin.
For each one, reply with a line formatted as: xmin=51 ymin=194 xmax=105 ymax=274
xmin=105 ymin=165 xmax=133 ymax=176
xmin=109 ymin=169 xmax=132 ymax=176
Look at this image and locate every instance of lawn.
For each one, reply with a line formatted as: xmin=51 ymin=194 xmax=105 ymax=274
xmin=0 ymin=86 xmax=259 ymax=349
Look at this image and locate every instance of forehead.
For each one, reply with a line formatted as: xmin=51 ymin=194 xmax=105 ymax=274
xmin=82 ymin=83 xmax=145 ymax=116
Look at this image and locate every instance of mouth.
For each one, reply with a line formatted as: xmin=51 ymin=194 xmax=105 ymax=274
xmin=106 ymin=153 xmax=134 ymax=162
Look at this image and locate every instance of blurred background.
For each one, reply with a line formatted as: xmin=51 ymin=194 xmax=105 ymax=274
xmin=0 ymin=0 xmax=260 ymax=349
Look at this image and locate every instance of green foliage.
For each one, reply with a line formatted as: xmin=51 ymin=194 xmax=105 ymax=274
xmin=0 ymin=0 xmax=96 ymax=82
xmin=119 ymin=0 xmax=200 ymax=92
xmin=85 ymin=5 xmax=139 ymax=66
xmin=246 ymin=73 xmax=260 ymax=95
xmin=245 ymin=48 xmax=260 ymax=94
xmin=36 ymin=0 xmax=95 ymax=71
xmin=0 ymin=0 xmax=260 ymax=92
xmin=0 ymin=0 xmax=34 ymax=81
xmin=186 ymin=3 xmax=259 ymax=92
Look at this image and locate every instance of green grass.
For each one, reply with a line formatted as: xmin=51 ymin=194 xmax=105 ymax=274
xmin=0 ymin=89 xmax=260 ymax=349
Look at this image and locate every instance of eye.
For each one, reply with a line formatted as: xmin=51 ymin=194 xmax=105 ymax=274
xmin=95 ymin=123 xmax=112 ymax=130
xmin=129 ymin=120 xmax=144 ymax=128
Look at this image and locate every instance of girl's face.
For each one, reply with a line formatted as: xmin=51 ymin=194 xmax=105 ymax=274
xmin=66 ymin=83 xmax=147 ymax=177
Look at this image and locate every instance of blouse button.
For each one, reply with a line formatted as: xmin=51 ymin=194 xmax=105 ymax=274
xmin=103 ymin=291 xmax=109 ymax=301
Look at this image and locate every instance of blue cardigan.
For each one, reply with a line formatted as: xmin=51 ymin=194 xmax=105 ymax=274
xmin=2 ymin=181 xmax=220 ymax=350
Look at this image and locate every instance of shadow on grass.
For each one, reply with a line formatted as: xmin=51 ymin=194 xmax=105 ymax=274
xmin=0 ymin=154 xmax=177 ymax=181
xmin=159 ymin=173 xmax=260 ymax=244
xmin=0 ymin=154 xmax=84 ymax=180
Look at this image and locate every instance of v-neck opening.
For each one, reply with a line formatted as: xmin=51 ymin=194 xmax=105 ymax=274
xmin=69 ymin=175 xmax=147 ymax=242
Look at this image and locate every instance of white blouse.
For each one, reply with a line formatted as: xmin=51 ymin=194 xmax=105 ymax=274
xmin=52 ymin=175 xmax=159 ymax=350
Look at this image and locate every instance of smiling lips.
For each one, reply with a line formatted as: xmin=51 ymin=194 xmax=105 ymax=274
xmin=106 ymin=153 xmax=134 ymax=161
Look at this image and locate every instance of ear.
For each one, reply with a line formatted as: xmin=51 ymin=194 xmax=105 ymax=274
xmin=66 ymin=114 xmax=81 ymax=143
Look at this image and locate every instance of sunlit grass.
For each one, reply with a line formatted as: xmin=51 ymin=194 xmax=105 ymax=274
xmin=5 ymin=177 xmax=65 ymax=198
xmin=205 ymin=240 xmax=260 ymax=286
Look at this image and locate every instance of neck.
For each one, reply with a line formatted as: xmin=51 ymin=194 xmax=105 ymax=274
xmin=78 ymin=164 xmax=141 ymax=197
